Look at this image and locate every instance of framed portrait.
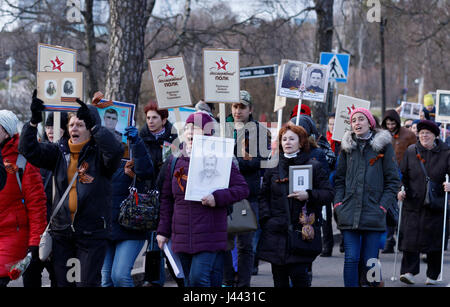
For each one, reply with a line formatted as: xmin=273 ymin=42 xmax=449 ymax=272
xmin=185 ymin=135 xmax=235 ymax=201
xmin=277 ymin=59 xmax=304 ymax=99
xmin=436 ymin=90 xmax=450 ymax=123
xmin=333 ymin=94 xmax=370 ymax=142
xmin=289 ymin=165 xmax=313 ymax=194
xmin=37 ymin=43 xmax=77 ymax=72
xmin=36 ymin=72 xmax=83 ymax=111
xmin=400 ymin=101 xmax=421 ymax=120
xmin=302 ymin=63 xmax=330 ymax=103
xmin=149 ymin=56 xmax=192 ymax=109
xmin=203 ymin=48 xmax=240 ymax=103
xmin=273 ymin=65 xmax=287 ymax=112
xmin=96 ymin=100 xmax=136 ymax=161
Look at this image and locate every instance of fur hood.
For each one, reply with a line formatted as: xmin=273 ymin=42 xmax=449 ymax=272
xmin=341 ymin=129 xmax=392 ymax=153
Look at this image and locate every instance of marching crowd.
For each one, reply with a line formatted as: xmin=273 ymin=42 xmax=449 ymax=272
xmin=0 ymin=89 xmax=449 ymax=288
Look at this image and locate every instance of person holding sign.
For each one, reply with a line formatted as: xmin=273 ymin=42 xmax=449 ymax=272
xmin=19 ymin=93 xmax=123 ymax=287
xmin=156 ymin=112 xmax=249 ymax=287
xmin=334 ymin=108 xmax=400 ymax=287
xmin=257 ymin=124 xmax=334 ymax=287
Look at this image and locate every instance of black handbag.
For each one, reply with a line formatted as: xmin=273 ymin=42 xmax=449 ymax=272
xmin=227 ymin=199 xmax=258 ymax=233
xmin=416 ymin=147 xmax=446 ymax=211
xmin=118 ymin=176 xmax=160 ymax=231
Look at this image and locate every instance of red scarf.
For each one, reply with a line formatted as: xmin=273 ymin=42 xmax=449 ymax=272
xmin=326 ymin=130 xmax=336 ymax=153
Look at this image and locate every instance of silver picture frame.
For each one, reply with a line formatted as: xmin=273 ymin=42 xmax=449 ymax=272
xmin=289 ymin=165 xmax=313 ymax=194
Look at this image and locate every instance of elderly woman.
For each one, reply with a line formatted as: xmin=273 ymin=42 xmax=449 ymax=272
xmin=19 ymin=92 xmax=123 ymax=287
xmin=257 ymin=124 xmax=334 ymax=287
xmin=397 ymin=120 xmax=450 ymax=285
xmin=334 ymin=107 xmax=400 ymax=287
xmin=156 ymin=112 xmax=249 ymax=287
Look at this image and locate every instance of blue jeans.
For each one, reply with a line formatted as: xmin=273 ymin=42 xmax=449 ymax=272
xmin=178 ymin=251 xmax=224 ymax=287
xmin=342 ymin=230 xmax=383 ymax=287
xmin=101 ymin=239 xmax=145 ymax=287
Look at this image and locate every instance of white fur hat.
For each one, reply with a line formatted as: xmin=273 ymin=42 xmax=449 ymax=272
xmin=0 ymin=110 xmax=18 ymax=137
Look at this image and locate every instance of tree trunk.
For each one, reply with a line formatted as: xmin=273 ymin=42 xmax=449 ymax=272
xmin=105 ymin=0 xmax=155 ymax=106
xmin=81 ymin=0 xmax=99 ymax=101
xmin=312 ymin=0 xmax=334 ymax=135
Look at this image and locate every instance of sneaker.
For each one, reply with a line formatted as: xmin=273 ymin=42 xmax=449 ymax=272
xmin=425 ymin=277 xmax=440 ymax=285
xmin=400 ymin=273 xmax=415 ymax=285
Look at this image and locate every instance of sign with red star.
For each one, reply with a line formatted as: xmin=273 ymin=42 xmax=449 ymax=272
xmin=38 ymin=43 xmax=77 ymax=73
xmin=215 ymin=57 xmax=228 ymax=71
xmin=51 ymin=56 xmax=64 ymax=72
xmin=162 ymin=64 xmax=175 ymax=77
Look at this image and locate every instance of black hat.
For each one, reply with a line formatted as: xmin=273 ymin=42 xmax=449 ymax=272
xmin=417 ymin=120 xmax=440 ymax=137
xmin=45 ymin=112 xmax=69 ymax=130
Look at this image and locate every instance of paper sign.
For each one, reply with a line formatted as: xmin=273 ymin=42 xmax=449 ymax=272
xmin=436 ymin=90 xmax=450 ymax=124
xmin=37 ymin=72 xmax=83 ymax=112
xmin=37 ymin=43 xmax=77 ymax=73
xmin=400 ymin=101 xmax=422 ymax=120
xmin=149 ymin=56 xmax=192 ymax=109
xmin=333 ymin=95 xmax=371 ymax=142
xmin=203 ymin=49 xmax=240 ymax=103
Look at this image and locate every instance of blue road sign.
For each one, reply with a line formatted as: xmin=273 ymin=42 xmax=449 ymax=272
xmin=320 ymin=52 xmax=350 ymax=83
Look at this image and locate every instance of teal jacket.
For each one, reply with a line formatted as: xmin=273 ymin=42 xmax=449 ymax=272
xmin=334 ymin=129 xmax=400 ymax=232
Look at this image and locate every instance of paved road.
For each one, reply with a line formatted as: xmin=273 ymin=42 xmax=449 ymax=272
xmin=9 ymin=241 xmax=450 ymax=287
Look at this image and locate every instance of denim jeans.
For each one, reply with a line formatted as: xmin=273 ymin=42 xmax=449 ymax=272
xmin=342 ymin=230 xmax=383 ymax=287
xmin=178 ymin=251 xmax=224 ymax=287
xmin=101 ymin=239 xmax=145 ymax=287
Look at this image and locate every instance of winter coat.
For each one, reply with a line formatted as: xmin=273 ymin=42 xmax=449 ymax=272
xmin=157 ymin=153 xmax=250 ymax=254
xmin=139 ymin=121 xmax=178 ymax=189
xmin=334 ymin=129 xmax=400 ymax=232
xmin=257 ymin=152 xmax=335 ymax=265
xmin=381 ymin=109 xmax=417 ymax=165
xmin=399 ymin=140 xmax=450 ymax=252
xmin=19 ymin=122 xmax=123 ymax=239
xmin=109 ymin=137 xmax=154 ymax=241
xmin=225 ymin=114 xmax=271 ymax=202
xmin=0 ymin=135 xmax=47 ymax=277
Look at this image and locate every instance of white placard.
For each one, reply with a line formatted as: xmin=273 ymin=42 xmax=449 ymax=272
xmin=203 ymin=49 xmax=240 ymax=103
xmin=333 ymin=95 xmax=371 ymax=142
xmin=400 ymin=101 xmax=422 ymax=120
xmin=185 ymin=135 xmax=235 ymax=201
xmin=276 ymin=59 xmax=330 ymax=103
xmin=37 ymin=43 xmax=77 ymax=73
xmin=149 ymin=56 xmax=192 ymax=109
xmin=436 ymin=90 xmax=450 ymax=124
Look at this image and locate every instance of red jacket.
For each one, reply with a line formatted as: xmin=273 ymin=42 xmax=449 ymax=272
xmin=0 ymin=135 xmax=47 ymax=277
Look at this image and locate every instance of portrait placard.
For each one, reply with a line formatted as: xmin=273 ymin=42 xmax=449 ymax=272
xmin=302 ymin=63 xmax=330 ymax=103
xmin=273 ymin=65 xmax=287 ymax=112
xmin=277 ymin=60 xmax=304 ymax=99
xmin=149 ymin=56 xmax=192 ymax=109
xmin=400 ymin=101 xmax=422 ymax=120
xmin=96 ymin=100 xmax=135 ymax=160
xmin=436 ymin=90 xmax=450 ymax=124
xmin=36 ymin=72 xmax=83 ymax=111
xmin=289 ymin=165 xmax=313 ymax=194
xmin=185 ymin=135 xmax=235 ymax=201
xmin=203 ymin=49 xmax=240 ymax=103
xmin=333 ymin=95 xmax=371 ymax=142
xmin=37 ymin=43 xmax=77 ymax=72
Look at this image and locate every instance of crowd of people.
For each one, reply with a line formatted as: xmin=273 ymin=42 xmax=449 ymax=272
xmin=0 ymin=89 xmax=449 ymax=288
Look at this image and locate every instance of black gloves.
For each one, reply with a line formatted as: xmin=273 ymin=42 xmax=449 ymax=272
xmin=27 ymin=245 xmax=39 ymax=261
xmin=30 ymin=90 xmax=45 ymax=125
xmin=76 ymin=99 xmax=96 ymax=130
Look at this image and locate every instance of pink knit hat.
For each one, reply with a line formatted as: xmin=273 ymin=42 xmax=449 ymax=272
xmin=349 ymin=107 xmax=376 ymax=130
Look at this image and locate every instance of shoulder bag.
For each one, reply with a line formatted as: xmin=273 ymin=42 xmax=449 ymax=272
xmin=415 ymin=146 xmax=446 ymax=211
xmin=227 ymin=199 xmax=258 ymax=233
xmin=39 ymin=173 xmax=78 ymax=261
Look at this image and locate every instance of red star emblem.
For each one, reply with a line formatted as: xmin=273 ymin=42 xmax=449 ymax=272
xmin=162 ymin=64 xmax=175 ymax=77
xmin=50 ymin=56 xmax=64 ymax=72
xmin=347 ymin=104 xmax=356 ymax=115
xmin=215 ymin=57 xmax=228 ymax=70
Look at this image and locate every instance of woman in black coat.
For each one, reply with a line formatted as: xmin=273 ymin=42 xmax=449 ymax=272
xmin=397 ymin=120 xmax=450 ymax=285
xmin=257 ymin=124 xmax=334 ymax=287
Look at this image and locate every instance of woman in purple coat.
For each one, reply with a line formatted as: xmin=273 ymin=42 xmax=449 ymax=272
xmin=156 ymin=112 xmax=249 ymax=287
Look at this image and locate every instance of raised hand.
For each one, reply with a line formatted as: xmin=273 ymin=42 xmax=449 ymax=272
xmin=30 ymin=90 xmax=45 ymax=125
xmin=76 ymin=98 xmax=95 ymax=130
xmin=125 ymin=126 xmax=139 ymax=144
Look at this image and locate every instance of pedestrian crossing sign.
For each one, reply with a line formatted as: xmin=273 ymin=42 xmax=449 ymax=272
xmin=320 ymin=52 xmax=350 ymax=83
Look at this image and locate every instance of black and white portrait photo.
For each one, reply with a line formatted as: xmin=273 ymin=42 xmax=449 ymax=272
xmin=185 ymin=135 xmax=235 ymax=201
xmin=302 ymin=63 xmax=330 ymax=103
xmin=45 ymin=80 xmax=57 ymax=99
xmin=62 ymin=78 xmax=76 ymax=96
xmin=289 ymin=165 xmax=312 ymax=194
xmin=306 ymin=68 xmax=325 ymax=93
xmin=439 ymin=94 xmax=450 ymax=117
xmin=281 ymin=62 xmax=302 ymax=90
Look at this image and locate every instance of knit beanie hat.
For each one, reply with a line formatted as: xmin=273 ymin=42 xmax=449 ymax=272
xmin=349 ymin=107 xmax=376 ymax=130
xmin=185 ymin=112 xmax=215 ymax=136
xmin=424 ymin=94 xmax=434 ymax=107
xmin=0 ymin=110 xmax=18 ymax=137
